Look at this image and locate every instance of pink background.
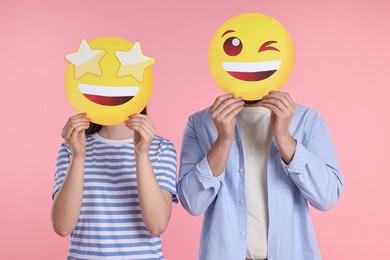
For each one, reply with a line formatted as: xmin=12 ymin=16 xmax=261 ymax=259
xmin=1 ymin=0 xmax=389 ymax=259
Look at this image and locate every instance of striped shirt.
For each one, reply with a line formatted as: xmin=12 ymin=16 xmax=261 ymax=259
xmin=52 ymin=133 xmax=177 ymax=260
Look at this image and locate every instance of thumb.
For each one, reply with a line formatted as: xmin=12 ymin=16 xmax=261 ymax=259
xmin=134 ymin=130 xmax=141 ymax=144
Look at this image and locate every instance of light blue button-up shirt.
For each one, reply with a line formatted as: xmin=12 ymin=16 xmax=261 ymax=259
xmin=177 ymin=104 xmax=343 ymax=260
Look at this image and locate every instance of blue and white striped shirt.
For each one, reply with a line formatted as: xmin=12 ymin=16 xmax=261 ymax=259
xmin=53 ymin=133 xmax=177 ymax=260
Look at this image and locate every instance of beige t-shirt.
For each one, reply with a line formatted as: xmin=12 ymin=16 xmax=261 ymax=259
xmin=237 ymin=106 xmax=272 ymax=260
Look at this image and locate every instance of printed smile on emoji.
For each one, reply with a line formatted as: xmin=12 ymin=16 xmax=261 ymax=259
xmin=79 ymin=84 xmax=139 ymax=106
xmin=222 ymin=60 xmax=282 ymax=81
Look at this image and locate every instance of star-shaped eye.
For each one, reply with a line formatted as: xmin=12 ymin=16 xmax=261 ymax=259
xmin=115 ymin=42 xmax=155 ymax=82
xmin=65 ymin=39 xmax=105 ymax=79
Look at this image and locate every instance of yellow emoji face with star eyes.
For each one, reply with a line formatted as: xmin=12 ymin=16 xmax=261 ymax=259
xmin=64 ymin=36 xmax=154 ymax=125
xmin=208 ymin=13 xmax=295 ymax=100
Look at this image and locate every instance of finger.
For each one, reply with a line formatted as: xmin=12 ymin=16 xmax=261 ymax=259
xmin=262 ymin=104 xmax=283 ymax=118
xmin=127 ymin=118 xmax=156 ymax=137
xmin=126 ymin=114 xmax=148 ymax=125
xmin=62 ymin=113 xmax=89 ymax=136
xmin=129 ymin=114 xmax=155 ymax=130
xmin=263 ymin=93 xmax=295 ymax=116
xmin=67 ymin=123 xmax=89 ymax=143
xmin=62 ymin=118 xmax=89 ymax=136
xmin=127 ymin=116 xmax=155 ymax=135
xmin=66 ymin=122 xmax=89 ymax=140
xmin=260 ymin=102 xmax=283 ymax=118
xmin=70 ymin=112 xmax=87 ymax=120
xmin=67 ymin=113 xmax=89 ymax=127
xmin=269 ymin=91 xmax=295 ymax=107
xmin=62 ymin=121 xmax=90 ymax=140
xmin=261 ymin=96 xmax=289 ymax=113
xmin=129 ymin=124 xmax=155 ymax=142
xmin=212 ymin=97 xmax=243 ymax=118
xmin=127 ymin=121 xmax=148 ymax=135
xmin=211 ymin=94 xmax=235 ymax=112
xmin=224 ymin=105 xmax=244 ymax=121
xmin=217 ymin=100 xmax=244 ymax=119
xmin=263 ymin=93 xmax=289 ymax=110
xmin=71 ymin=124 xmax=89 ymax=137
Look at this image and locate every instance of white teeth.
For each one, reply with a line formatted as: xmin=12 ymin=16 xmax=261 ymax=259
xmin=78 ymin=84 xmax=139 ymax=97
xmin=222 ymin=60 xmax=282 ymax=72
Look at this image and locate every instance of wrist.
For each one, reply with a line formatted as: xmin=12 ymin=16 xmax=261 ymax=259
xmin=71 ymin=153 xmax=86 ymax=161
xmin=212 ymin=137 xmax=234 ymax=157
xmin=135 ymin=148 xmax=149 ymax=157
xmin=275 ymin=134 xmax=296 ymax=165
xmin=275 ymin=133 xmax=293 ymax=144
xmin=216 ymin=133 xmax=234 ymax=144
xmin=69 ymin=154 xmax=86 ymax=170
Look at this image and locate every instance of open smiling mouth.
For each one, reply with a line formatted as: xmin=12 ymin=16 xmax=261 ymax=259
xmin=222 ymin=60 xmax=282 ymax=81
xmin=79 ymin=84 xmax=139 ymax=106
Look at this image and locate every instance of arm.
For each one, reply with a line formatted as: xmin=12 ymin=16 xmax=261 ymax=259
xmin=178 ymin=94 xmax=244 ymax=215
xmin=51 ymin=113 xmax=90 ymax=237
xmin=208 ymin=94 xmax=244 ymax=176
xmin=126 ymin=114 xmax=172 ymax=236
xmin=260 ymin=91 xmax=343 ymax=210
xmin=282 ymin=113 xmax=343 ymax=211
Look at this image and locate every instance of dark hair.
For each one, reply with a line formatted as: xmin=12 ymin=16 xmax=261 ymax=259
xmin=85 ymin=107 xmax=148 ymax=135
xmin=243 ymin=99 xmax=262 ymax=105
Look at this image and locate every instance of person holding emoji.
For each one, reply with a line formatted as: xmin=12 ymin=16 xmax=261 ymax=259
xmin=178 ymin=13 xmax=343 ymax=260
xmin=51 ymin=37 xmax=177 ymax=259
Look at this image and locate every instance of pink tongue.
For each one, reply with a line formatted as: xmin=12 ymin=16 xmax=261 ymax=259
xmin=83 ymin=94 xmax=133 ymax=106
xmin=227 ymin=70 xmax=276 ymax=81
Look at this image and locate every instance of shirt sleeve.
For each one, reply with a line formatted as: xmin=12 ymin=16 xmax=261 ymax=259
xmin=52 ymin=142 xmax=71 ymax=199
xmin=155 ymin=139 xmax=178 ymax=204
xmin=281 ymin=111 xmax=344 ymax=211
xmin=177 ymin=114 xmax=224 ymax=216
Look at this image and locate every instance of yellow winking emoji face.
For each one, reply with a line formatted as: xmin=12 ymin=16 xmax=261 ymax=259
xmin=64 ymin=36 xmax=154 ymax=125
xmin=208 ymin=13 xmax=295 ymax=100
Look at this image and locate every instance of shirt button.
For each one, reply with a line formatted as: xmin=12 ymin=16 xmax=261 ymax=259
xmin=241 ymin=231 xmax=246 ymax=235
xmin=240 ymin=200 xmax=244 ymax=204
xmin=239 ymin=168 xmax=244 ymax=174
